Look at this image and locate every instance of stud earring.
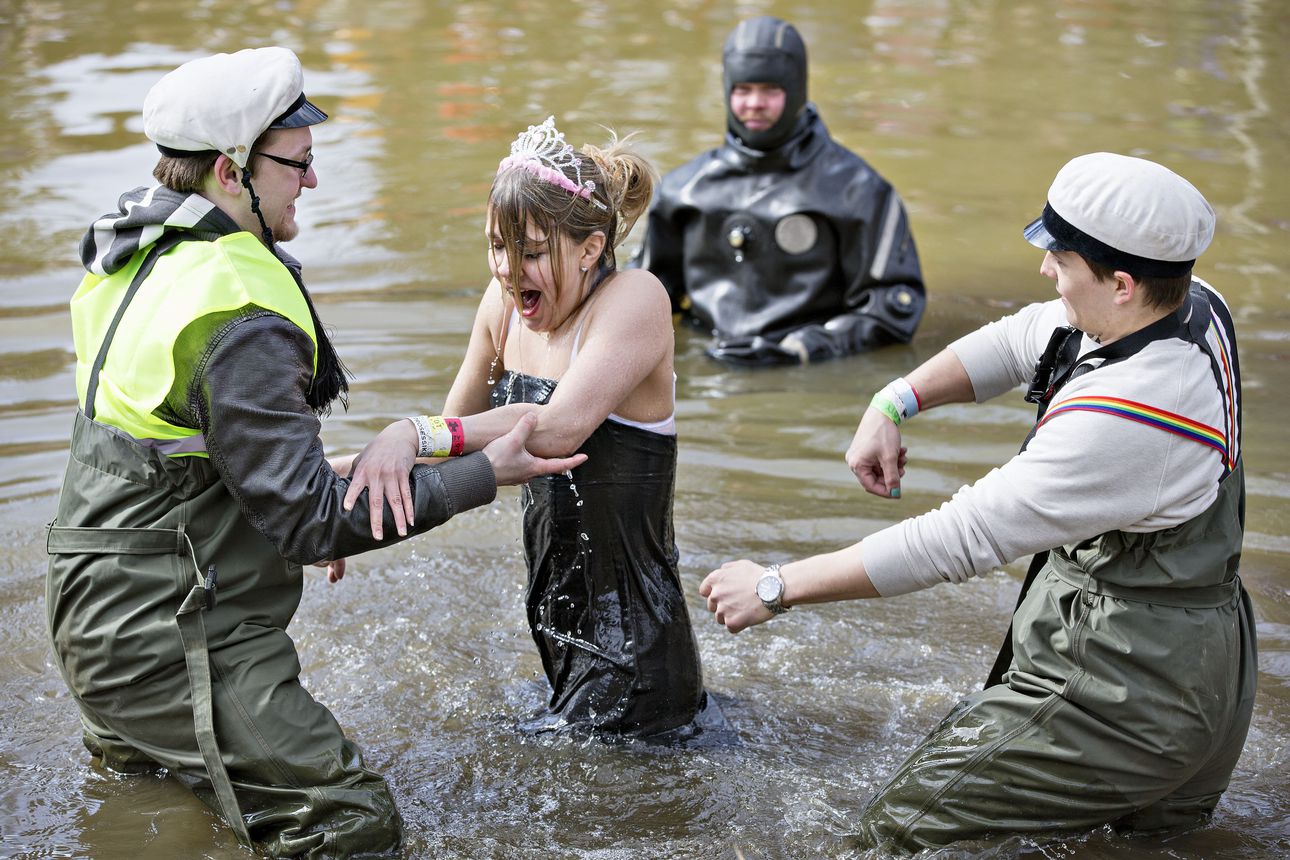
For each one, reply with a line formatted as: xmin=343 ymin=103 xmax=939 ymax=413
xmin=580 ymin=265 xmax=589 ymax=272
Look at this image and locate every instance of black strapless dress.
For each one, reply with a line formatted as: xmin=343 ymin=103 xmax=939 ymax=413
xmin=491 ymin=370 xmax=704 ymax=736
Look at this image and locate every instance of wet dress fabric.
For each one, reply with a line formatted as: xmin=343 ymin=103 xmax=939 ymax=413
xmin=490 ymin=371 xmax=705 ymax=737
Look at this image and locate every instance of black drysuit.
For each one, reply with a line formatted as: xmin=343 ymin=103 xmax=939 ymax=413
xmin=634 ymin=106 xmax=925 ymax=365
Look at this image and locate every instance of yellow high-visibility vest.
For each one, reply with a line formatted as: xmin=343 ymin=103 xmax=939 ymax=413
xmin=70 ymin=232 xmax=317 ymax=457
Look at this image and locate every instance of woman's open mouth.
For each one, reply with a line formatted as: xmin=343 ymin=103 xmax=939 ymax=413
xmin=521 ymin=289 xmax=541 ymax=316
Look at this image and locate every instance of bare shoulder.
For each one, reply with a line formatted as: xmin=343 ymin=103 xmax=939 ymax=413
xmin=476 ymin=278 xmax=512 ymax=328
xmin=595 ymin=268 xmax=671 ymax=319
xmin=480 ymin=277 xmax=508 ymax=311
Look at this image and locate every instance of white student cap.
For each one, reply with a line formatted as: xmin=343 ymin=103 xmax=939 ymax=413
xmin=142 ymin=46 xmax=327 ymax=169
xmin=1023 ymin=152 xmax=1215 ymax=278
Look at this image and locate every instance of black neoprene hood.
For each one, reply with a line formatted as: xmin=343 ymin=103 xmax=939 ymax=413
xmin=722 ymin=16 xmax=808 ymax=151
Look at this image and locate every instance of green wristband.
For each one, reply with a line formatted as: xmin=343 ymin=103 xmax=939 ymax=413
xmin=869 ymin=391 xmax=902 ymax=425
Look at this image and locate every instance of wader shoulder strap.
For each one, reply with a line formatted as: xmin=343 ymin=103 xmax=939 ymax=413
xmin=176 ymin=585 xmax=252 ymax=848
xmin=1018 ymin=310 xmax=1185 ymax=454
xmin=84 ymin=232 xmax=193 ymax=420
xmin=1201 ymin=285 xmax=1241 ymax=422
xmin=1186 ymin=283 xmax=1242 ymax=472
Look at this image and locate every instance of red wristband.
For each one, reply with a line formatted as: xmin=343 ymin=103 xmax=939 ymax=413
xmin=445 ymin=417 xmax=465 ymax=457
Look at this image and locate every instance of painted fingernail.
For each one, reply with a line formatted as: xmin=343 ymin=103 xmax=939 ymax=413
xmin=890 ymin=488 xmax=901 ymax=499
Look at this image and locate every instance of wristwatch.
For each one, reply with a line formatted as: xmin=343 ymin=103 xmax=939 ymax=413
xmin=756 ymin=563 xmax=789 ymax=615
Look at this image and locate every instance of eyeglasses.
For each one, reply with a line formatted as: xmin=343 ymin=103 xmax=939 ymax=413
xmin=255 ymin=151 xmax=314 ymax=178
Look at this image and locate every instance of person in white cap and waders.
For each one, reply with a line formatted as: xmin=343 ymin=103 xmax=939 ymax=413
xmin=45 ymin=47 xmax=582 ymax=857
xmin=700 ymin=152 xmax=1255 ymax=849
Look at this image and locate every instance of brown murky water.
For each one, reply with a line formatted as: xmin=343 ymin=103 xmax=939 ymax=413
xmin=2 ymin=1 xmax=1288 ymax=857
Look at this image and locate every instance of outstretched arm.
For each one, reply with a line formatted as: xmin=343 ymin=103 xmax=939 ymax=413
xmin=443 ymin=279 xmax=511 ymax=418
xmin=849 ymin=300 xmax=1076 ymax=499
xmin=343 ymin=282 xmax=583 ymax=539
xmin=700 ymin=543 xmax=879 ymax=634
xmin=194 ymin=314 xmax=498 ymax=565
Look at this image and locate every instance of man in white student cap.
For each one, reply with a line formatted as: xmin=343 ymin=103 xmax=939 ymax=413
xmin=46 ymin=47 xmax=579 ymax=857
xmin=701 ymin=152 xmax=1255 ymax=849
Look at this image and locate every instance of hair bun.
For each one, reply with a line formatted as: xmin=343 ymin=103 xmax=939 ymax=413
xmin=582 ymin=134 xmax=657 ymax=245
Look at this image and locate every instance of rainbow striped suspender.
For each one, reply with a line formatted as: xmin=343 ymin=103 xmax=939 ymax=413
xmin=1038 ymin=396 xmax=1229 ymax=465
xmin=1031 ymin=283 xmax=1241 ymax=475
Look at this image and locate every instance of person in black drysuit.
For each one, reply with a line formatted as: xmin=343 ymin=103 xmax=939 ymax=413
xmin=633 ymin=16 xmax=926 ymax=366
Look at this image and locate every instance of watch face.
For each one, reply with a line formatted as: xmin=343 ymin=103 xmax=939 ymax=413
xmin=757 ymin=573 xmax=781 ymax=603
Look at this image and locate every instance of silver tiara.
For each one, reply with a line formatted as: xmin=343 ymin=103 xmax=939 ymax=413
xmin=497 ymin=116 xmax=606 ymax=209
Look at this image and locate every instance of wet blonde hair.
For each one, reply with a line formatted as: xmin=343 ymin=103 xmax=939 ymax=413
xmin=488 ymin=128 xmax=657 ymax=308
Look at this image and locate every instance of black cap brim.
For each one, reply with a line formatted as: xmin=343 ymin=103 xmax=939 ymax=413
xmin=270 ymin=94 xmax=328 ymax=129
xmin=1024 ymin=203 xmax=1194 ymax=278
xmin=1023 ymin=213 xmax=1066 ymax=252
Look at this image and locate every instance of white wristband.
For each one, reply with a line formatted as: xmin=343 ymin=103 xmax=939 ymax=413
xmin=888 ymin=377 xmax=920 ymax=420
xmin=407 ymin=416 xmax=434 ymax=458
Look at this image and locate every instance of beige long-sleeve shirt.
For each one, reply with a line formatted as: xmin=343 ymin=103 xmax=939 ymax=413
xmin=862 ymin=282 xmax=1238 ymax=597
